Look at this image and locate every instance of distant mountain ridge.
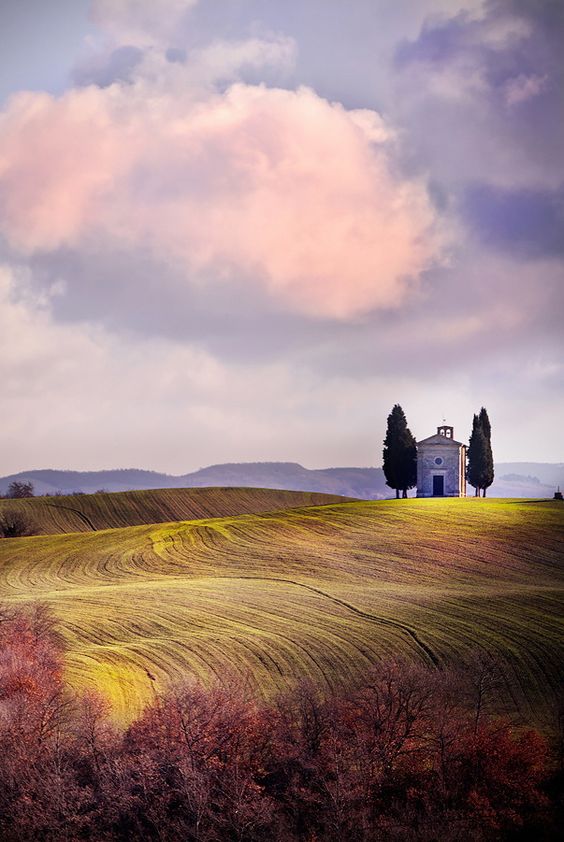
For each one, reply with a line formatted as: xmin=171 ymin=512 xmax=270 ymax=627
xmin=1 ymin=461 xmax=562 ymax=499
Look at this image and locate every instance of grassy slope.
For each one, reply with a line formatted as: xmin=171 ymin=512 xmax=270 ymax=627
xmin=0 ymin=487 xmax=350 ymax=534
xmin=1 ymin=498 xmax=563 ymax=726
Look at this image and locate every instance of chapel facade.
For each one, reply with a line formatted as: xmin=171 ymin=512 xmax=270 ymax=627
xmin=416 ymin=425 xmax=466 ymax=498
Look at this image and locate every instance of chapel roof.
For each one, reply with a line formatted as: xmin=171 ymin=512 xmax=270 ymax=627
xmin=417 ymin=433 xmax=466 ymax=448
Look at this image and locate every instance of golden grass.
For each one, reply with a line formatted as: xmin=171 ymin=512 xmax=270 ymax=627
xmin=1 ymin=497 xmax=563 ymax=725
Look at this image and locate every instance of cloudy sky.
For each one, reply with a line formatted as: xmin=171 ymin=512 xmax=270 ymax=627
xmin=1 ymin=0 xmax=562 ymax=474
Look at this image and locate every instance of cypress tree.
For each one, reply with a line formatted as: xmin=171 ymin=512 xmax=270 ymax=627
xmin=467 ymin=415 xmax=485 ymax=497
xmin=467 ymin=408 xmax=494 ymax=497
xmin=382 ymin=404 xmax=417 ymax=499
xmin=479 ymin=406 xmax=491 ymax=440
xmin=478 ymin=407 xmax=494 ymax=497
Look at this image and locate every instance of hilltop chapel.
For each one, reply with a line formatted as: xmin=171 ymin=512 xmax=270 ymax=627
xmin=416 ymin=425 xmax=467 ymax=497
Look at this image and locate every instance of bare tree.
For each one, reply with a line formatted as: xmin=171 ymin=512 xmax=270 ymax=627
xmin=6 ymin=480 xmax=35 ymax=498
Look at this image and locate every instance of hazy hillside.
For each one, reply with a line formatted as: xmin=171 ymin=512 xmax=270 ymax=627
xmin=1 ymin=461 xmax=562 ymax=498
xmin=0 ymin=468 xmax=177 ymax=496
xmin=492 ymin=462 xmax=564 ymax=498
xmin=2 ymin=497 xmax=562 ymax=726
xmin=0 ymin=486 xmax=350 ymax=535
xmin=184 ymin=463 xmax=384 ymax=498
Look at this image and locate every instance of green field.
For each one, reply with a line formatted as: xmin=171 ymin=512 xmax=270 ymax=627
xmin=1 ymin=494 xmax=563 ymax=726
xmin=0 ymin=486 xmax=349 ymax=534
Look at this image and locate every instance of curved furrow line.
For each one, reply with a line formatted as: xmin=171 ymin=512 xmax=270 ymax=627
xmin=44 ymin=503 xmax=96 ymax=531
xmin=204 ymin=575 xmax=440 ymax=667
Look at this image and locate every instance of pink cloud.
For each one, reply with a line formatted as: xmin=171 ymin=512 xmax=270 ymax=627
xmin=0 ymin=80 xmax=440 ymax=319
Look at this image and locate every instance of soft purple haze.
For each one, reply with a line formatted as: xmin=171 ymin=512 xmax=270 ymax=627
xmin=0 ymin=0 xmax=562 ymax=473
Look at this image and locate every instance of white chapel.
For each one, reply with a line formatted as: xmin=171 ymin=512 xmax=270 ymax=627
xmin=416 ymin=424 xmax=467 ymax=498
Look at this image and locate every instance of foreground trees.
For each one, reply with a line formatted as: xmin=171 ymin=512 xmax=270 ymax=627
xmin=0 ymin=605 xmax=560 ymax=841
xmin=382 ymin=404 xmax=417 ymax=498
xmin=467 ymin=407 xmax=494 ymax=497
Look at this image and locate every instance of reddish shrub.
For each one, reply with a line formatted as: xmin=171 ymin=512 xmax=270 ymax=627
xmin=0 ymin=607 xmax=558 ymax=841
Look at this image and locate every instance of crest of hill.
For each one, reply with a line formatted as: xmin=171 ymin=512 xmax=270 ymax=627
xmin=0 ymin=486 xmax=352 ymax=535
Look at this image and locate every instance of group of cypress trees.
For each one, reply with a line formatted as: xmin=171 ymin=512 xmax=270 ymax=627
xmin=382 ymin=404 xmax=494 ymax=498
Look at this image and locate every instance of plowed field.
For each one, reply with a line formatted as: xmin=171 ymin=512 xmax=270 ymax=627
xmin=1 ymin=497 xmax=562 ymax=725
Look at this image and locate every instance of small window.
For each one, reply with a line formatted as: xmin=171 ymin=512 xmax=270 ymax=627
xmin=434 ymin=457 xmax=443 ymax=466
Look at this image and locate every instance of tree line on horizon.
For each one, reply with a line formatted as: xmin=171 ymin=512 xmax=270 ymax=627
xmin=382 ymin=404 xmax=494 ymax=498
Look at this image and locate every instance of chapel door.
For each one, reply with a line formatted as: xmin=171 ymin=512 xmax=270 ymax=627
xmin=433 ymin=475 xmax=444 ymax=496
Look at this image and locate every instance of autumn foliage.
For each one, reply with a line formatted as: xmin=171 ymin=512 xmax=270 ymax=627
xmin=0 ymin=605 xmax=560 ymax=841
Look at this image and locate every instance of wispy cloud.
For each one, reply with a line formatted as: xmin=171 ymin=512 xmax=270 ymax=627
xmin=90 ymin=0 xmax=199 ymax=47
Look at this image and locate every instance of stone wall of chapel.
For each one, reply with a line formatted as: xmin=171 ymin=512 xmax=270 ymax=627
xmin=416 ymin=444 xmax=463 ymax=497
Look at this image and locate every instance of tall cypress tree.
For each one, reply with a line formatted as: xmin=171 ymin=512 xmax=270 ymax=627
xmin=382 ymin=404 xmax=417 ymax=499
xmin=467 ymin=414 xmax=485 ymax=497
xmin=479 ymin=406 xmax=491 ymax=440
xmin=478 ymin=407 xmax=494 ymax=497
xmin=467 ymin=408 xmax=494 ymax=497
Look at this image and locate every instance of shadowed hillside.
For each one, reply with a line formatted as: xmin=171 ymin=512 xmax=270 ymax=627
xmin=0 ymin=486 xmax=351 ymax=535
xmin=2 ymin=497 xmax=562 ymax=726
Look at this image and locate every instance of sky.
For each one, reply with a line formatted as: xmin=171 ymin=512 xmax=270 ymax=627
xmin=0 ymin=0 xmax=563 ymax=474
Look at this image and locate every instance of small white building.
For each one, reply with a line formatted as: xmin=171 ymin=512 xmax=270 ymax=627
xmin=416 ymin=425 xmax=466 ymax=498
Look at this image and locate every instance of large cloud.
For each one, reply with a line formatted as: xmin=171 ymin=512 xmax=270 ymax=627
xmin=0 ymin=68 xmax=440 ymax=319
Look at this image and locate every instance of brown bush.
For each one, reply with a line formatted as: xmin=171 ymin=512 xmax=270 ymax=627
xmin=0 ymin=508 xmax=36 ymax=537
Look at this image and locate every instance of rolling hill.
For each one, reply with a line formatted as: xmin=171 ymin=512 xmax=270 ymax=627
xmin=0 ymin=486 xmax=350 ymax=535
xmin=1 ymin=495 xmax=562 ymax=727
